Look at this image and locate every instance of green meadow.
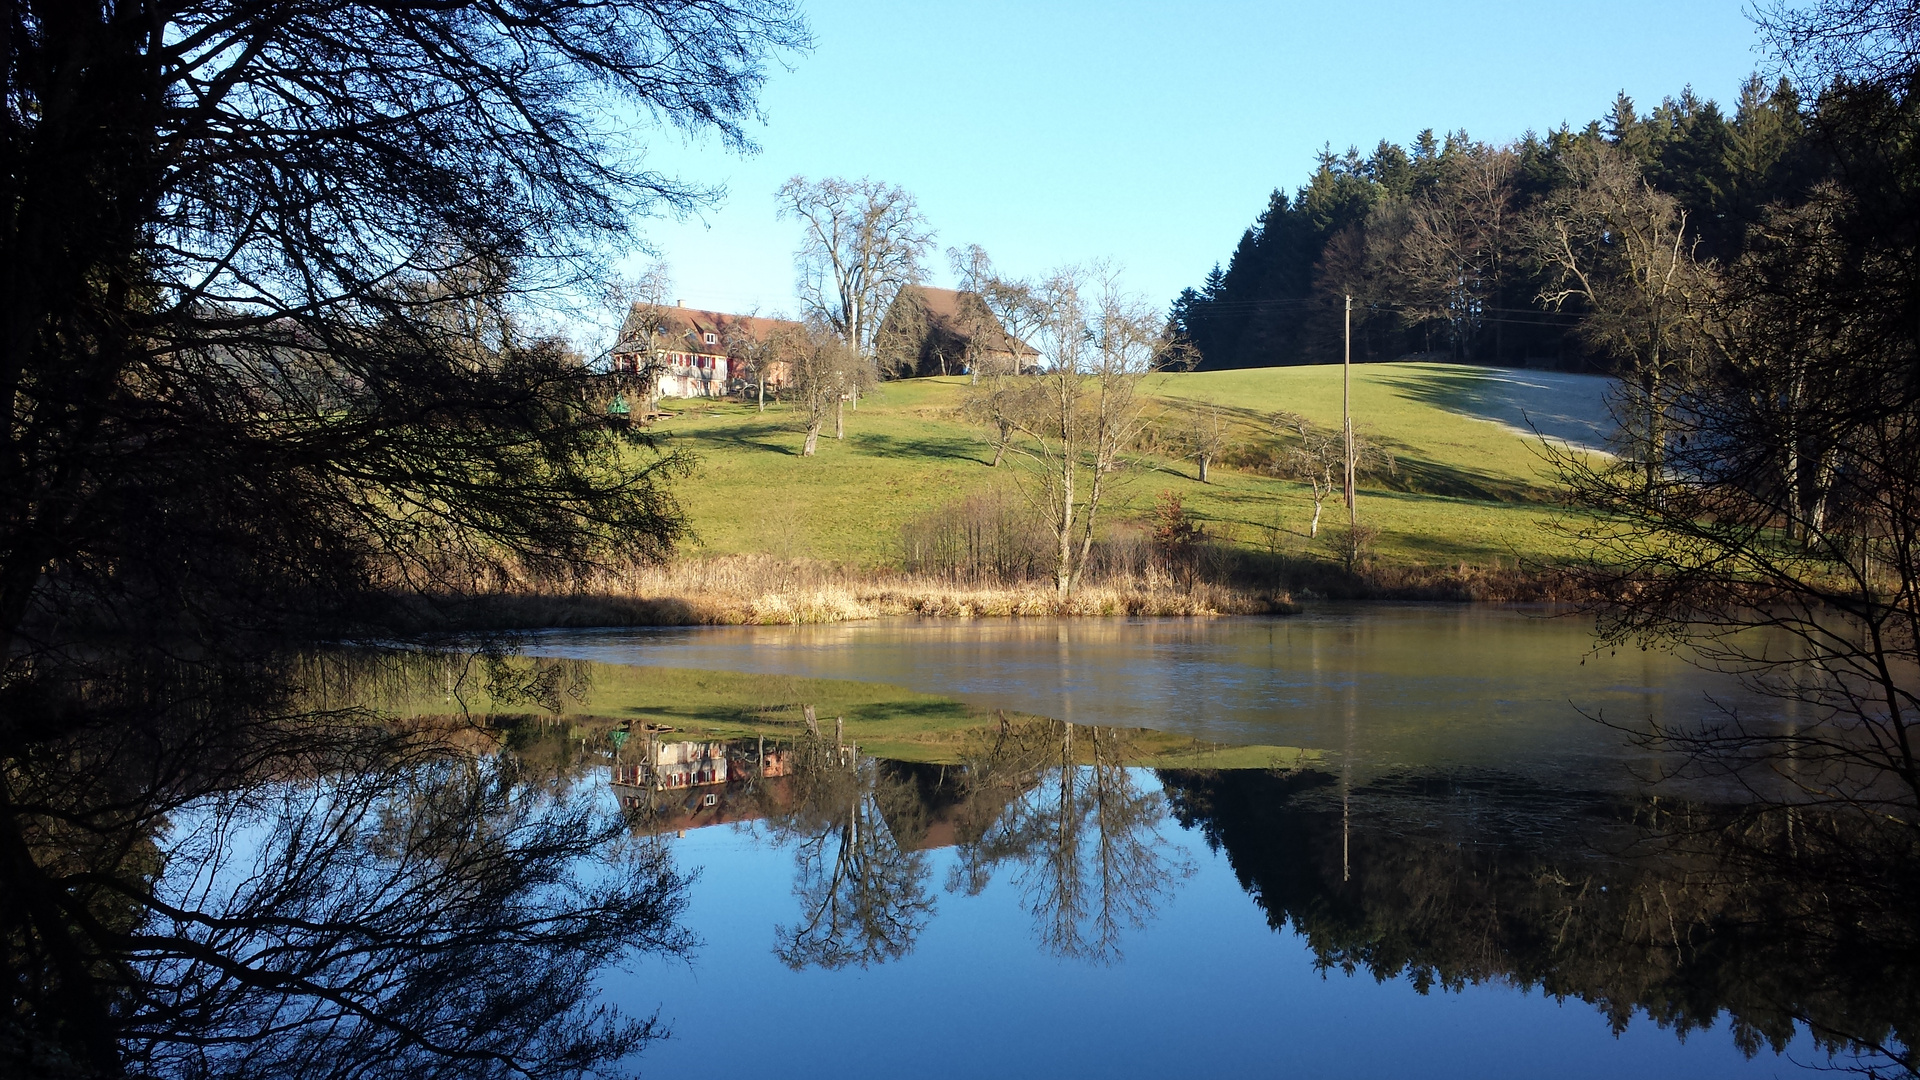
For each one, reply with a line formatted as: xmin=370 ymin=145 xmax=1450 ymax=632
xmin=647 ymin=362 xmax=1600 ymax=572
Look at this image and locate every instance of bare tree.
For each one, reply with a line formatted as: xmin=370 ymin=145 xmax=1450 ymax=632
xmin=1532 ymin=140 xmax=1713 ymax=490
xmin=1273 ymin=411 xmax=1385 ymax=544
xmin=1395 ymin=143 xmax=1520 ymax=360
xmin=1757 ymin=0 xmax=1920 ymax=87
xmin=0 ymin=0 xmax=806 ymax=663
xmin=606 ymin=263 xmax=678 ymax=412
xmin=719 ymin=308 xmax=794 ymax=413
xmin=1273 ymin=412 xmax=1342 ymax=539
xmin=1182 ymin=403 xmax=1231 ymax=483
xmin=998 ymin=267 xmax=1160 ymax=597
xmin=776 ymin=176 xmax=935 ymax=364
xmin=1551 ymin=175 xmax=1920 ymax=824
xmin=953 ymin=246 xmax=1049 ymax=468
xmin=787 ymin=323 xmax=861 ymax=456
xmin=951 ymin=244 xmax=1046 ymax=381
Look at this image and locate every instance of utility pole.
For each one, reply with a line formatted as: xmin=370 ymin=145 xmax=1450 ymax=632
xmin=1343 ymin=294 xmax=1356 ymax=522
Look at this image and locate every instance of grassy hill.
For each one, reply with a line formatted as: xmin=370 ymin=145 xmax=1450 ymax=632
xmin=644 ymin=362 xmax=1609 ymax=576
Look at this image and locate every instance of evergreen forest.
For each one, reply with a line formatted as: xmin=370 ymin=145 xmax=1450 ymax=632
xmin=1170 ymin=76 xmax=1814 ymax=370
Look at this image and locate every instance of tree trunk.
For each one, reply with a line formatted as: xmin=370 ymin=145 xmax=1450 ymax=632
xmin=1642 ymin=360 xmax=1663 ymax=493
xmin=990 ymin=440 xmax=1005 ymax=468
xmin=757 ymin=375 xmax=765 ymax=413
xmin=1198 ymin=455 xmax=1210 ymax=483
xmin=1784 ymin=365 xmax=1804 ymax=543
xmin=835 ymin=397 xmax=845 ymax=439
xmin=1055 ymin=468 xmax=1076 ymax=598
xmin=803 ymin=421 xmax=820 ymax=456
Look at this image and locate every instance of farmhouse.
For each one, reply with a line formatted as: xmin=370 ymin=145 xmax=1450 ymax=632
xmin=876 ymin=285 xmax=1040 ymax=378
xmin=610 ymin=303 xmax=805 ymax=399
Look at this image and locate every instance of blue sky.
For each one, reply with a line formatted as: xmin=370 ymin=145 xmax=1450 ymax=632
xmin=622 ymin=0 xmax=1770 ymax=327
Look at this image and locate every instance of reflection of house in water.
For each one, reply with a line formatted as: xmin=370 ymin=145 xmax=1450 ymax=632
xmin=610 ymin=739 xmax=795 ymax=833
xmin=608 ymin=741 xmax=976 ymax=847
xmin=614 ymin=776 xmax=792 ymax=832
xmin=610 ymin=739 xmax=790 ymax=790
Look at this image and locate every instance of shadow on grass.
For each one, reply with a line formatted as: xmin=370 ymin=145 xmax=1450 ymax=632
xmin=847 ymin=699 xmax=978 ymax=727
xmin=662 ymin=419 xmax=804 ymax=457
xmin=840 ymin=424 xmax=990 ymax=463
xmin=1152 ymin=388 xmax=1554 ymax=504
xmin=849 ymin=429 xmax=991 ymax=465
xmin=1372 ymin=366 xmax=1616 ymax=451
xmin=1371 ymin=446 xmax=1547 ymax=504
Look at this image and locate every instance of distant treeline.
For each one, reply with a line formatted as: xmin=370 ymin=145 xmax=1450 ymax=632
xmin=1171 ymin=76 xmax=1813 ymax=370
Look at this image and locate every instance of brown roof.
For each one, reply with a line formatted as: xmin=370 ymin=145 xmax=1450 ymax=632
xmin=614 ymin=304 xmax=806 ymax=357
xmin=897 ymin=286 xmax=1038 ymax=359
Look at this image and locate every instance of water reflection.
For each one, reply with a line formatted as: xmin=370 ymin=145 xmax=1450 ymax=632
xmin=1158 ymin=767 xmax=1920 ymax=1075
xmin=615 ymin=720 xmax=1190 ymax=966
xmin=1 ymin=651 xmax=690 ymax=1080
xmin=945 ymin=722 xmax=1192 ymax=962
xmin=610 ymin=723 xmax=1920 ymax=1076
xmin=15 ymin=641 xmax=1920 ymax=1078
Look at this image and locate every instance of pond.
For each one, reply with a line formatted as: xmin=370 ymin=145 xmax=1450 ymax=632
xmin=525 ymin=607 xmax=1902 ymax=1079
xmin=19 ymin=606 xmax=1908 ymax=1078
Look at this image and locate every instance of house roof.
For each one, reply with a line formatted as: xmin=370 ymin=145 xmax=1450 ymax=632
xmin=615 ymin=304 xmax=806 ymax=357
xmin=895 ymin=285 xmax=1039 ymax=358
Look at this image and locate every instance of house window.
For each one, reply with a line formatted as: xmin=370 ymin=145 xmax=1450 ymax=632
xmin=702 ymin=793 xmax=718 ymax=807
xmin=703 ymin=332 xmax=718 ymax=345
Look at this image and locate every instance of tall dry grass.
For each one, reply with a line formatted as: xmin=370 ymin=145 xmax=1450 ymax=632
xmin=414 ymin=553 xmax=1289 ymax=630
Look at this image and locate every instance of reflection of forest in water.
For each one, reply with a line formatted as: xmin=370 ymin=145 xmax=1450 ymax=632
xmin=625 ymin=720 xmax=1920 ymax=1077
xmin=9 ymin=648 xmax=1919 ymax=1079
xmin=1162 ymin=769 xmax=1920 ymax=1074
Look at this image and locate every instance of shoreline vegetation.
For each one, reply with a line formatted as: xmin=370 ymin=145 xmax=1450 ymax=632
xmin=405 ymin=551 xmax=1588 ymax=630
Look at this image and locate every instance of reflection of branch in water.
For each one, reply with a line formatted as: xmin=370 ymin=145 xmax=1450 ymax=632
xmin=2 ymin=649 xmax=692 ymax=1080
xmin=949 ymin=720 xmax=1191 ymax=962
xmin=765 ymin=737 xmax=934 ymax=970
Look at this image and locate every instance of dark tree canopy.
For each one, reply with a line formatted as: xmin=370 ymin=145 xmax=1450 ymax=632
xmin=1 ymin=0 xmax=808 ymax=652
xmin=2 ymin=4 xmax=805 ymax=1078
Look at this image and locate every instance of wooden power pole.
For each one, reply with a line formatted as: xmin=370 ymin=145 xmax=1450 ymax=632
xmin=1343 ymin=294 xmax=1355 ymax=521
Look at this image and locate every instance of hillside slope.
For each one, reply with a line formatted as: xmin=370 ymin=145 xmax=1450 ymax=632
xmin=647 ymin=363 xmax=1611 ymax=572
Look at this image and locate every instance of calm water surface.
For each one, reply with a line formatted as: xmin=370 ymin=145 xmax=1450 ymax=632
xmin=534 ymin=605 xmax=1779 ymax=788
xmin=532 ymin=608 xmax=1869 ymax=1079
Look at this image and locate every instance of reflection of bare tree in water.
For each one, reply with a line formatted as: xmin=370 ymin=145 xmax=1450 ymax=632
xmin=1 ymin=651 xmax=692 ymax=1080
xmin=763 ymin=736 xmax=934 ymax=970
xmin=950 ymin=720 xmax=1190 ymax=962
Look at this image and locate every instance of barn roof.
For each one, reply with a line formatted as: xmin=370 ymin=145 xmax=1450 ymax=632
xmin=895 ymin=285 xmax=1039 ymax=358
xmin=614 ymin=304 xmax=806 ymax=356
